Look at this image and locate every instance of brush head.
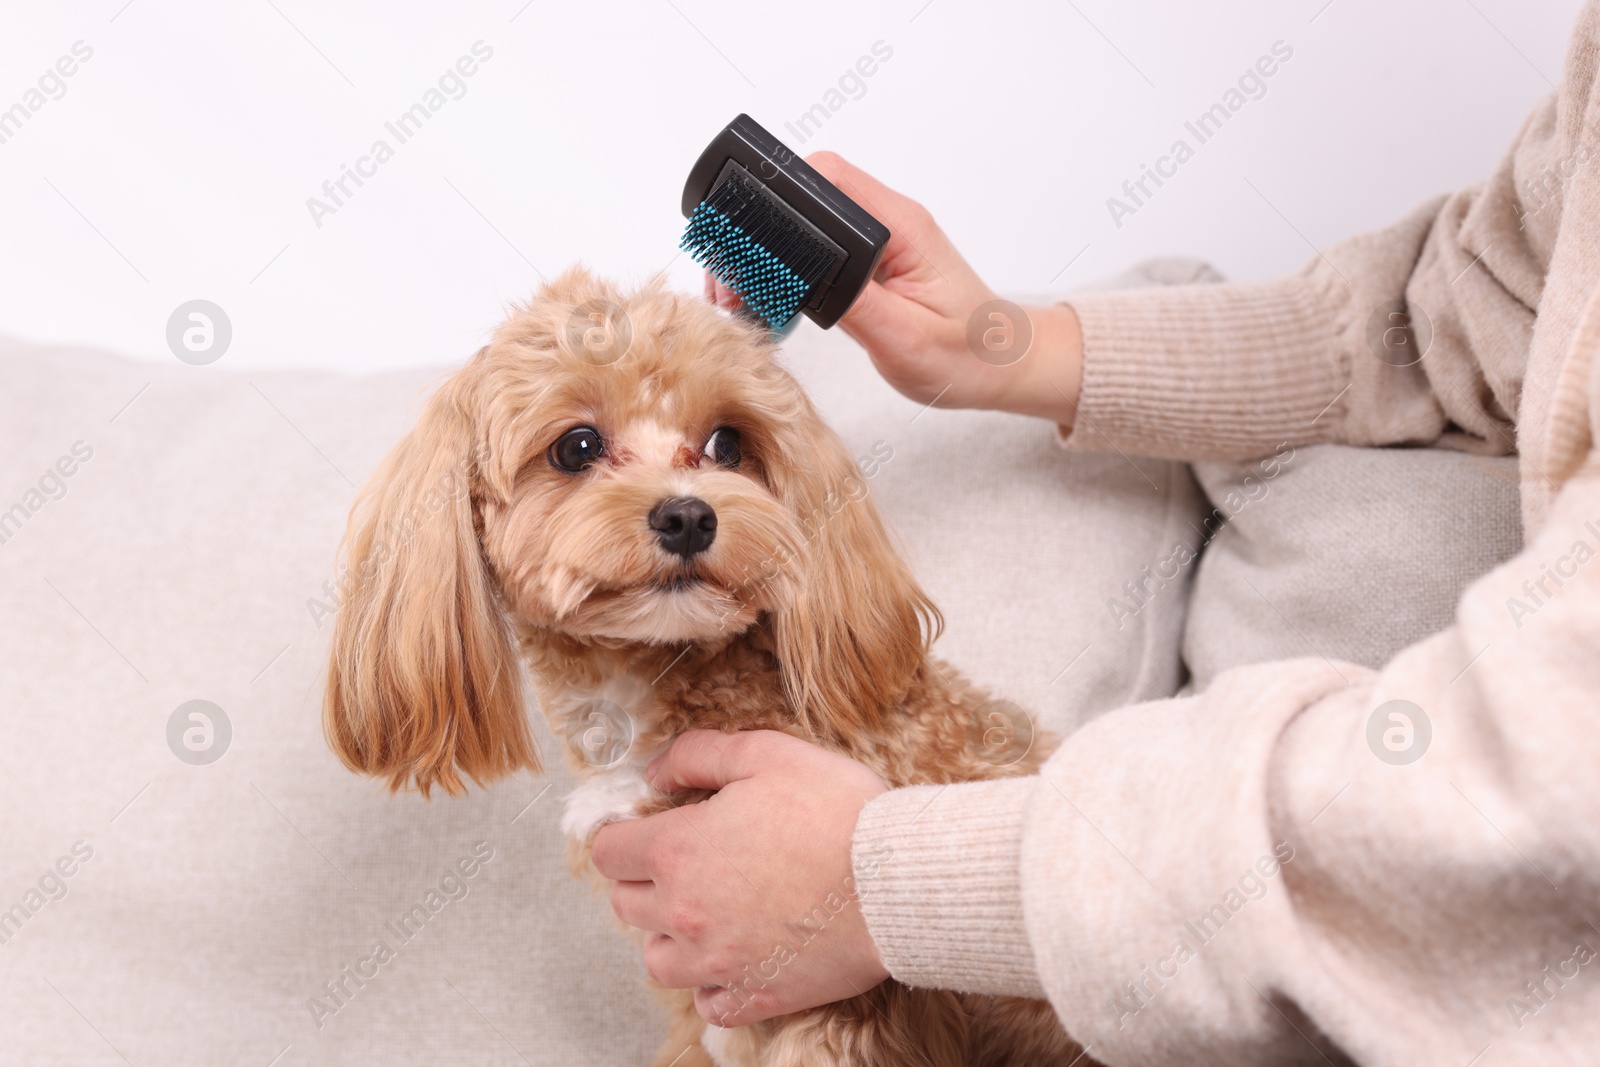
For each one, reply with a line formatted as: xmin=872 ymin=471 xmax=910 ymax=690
xmin=680 ymin=115 xmax=890 ymax=330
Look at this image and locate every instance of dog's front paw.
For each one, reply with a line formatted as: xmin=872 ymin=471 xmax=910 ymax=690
xmin=560 ymin=766 xmax=654 ymax=842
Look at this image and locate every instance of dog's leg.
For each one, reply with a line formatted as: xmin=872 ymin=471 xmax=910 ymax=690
xmin=699 ymin=1021 xmax=768 ymax=1066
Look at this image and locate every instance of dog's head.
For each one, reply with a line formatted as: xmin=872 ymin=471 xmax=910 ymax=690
xmin=324 ymin=267 xmax=938 ymax=795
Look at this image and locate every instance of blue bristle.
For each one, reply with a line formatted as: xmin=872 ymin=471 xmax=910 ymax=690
xmin=680 ymin=204 xmax=808 ymax=326
xmin=679 ymin=171 xmax=837 ymax=329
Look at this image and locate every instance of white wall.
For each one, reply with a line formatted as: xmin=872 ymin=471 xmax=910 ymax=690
xmin=0 ymin=0 xmax=1582 ymax=371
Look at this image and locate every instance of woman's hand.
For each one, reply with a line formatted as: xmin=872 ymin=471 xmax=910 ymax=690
xmin=590 ymin=730 xmax=890 ymax=1026
xmin=706 ymin=152 xmax=1084 ymax=430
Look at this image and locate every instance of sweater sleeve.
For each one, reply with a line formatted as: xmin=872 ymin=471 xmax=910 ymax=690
xmin=1054 ymin=83 xmax=1566 ymax=464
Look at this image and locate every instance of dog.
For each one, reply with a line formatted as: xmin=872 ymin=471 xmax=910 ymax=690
xmin=322 ymin=267 xmax=1093 ymax=1067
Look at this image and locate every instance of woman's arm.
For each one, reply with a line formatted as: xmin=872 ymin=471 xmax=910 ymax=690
xmin=797 ymin=64 xmax=1561 ymax=465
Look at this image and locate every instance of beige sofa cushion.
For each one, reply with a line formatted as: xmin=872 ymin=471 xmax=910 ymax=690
xmin=1181 ymin=444 xmax=1523 ymax=691
xmin=0 ymin=314 xmax=1201 ymax=1065
xmin=1071 ymin=259 xmax=1525 ymax=692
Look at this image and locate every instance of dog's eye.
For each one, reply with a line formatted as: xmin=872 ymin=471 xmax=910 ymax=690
xmin=704 ymin=427 xmax=741 ymax=468
xmin=549 ymin=426 xmax=604 ymax=472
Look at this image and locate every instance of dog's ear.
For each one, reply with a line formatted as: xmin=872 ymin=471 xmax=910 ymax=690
xmin=323 ymin=371 xmax=538 ymax=796
xmin=766 ymin=407 xmax=941 ymax=737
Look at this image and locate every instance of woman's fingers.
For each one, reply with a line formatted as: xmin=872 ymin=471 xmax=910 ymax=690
xmin=700 ymin=273 xmax=743 ymax=311
xmin=647 ymin=729 xmax=781 ymax=792
xmin=695 ymin=979 xmax=787 ymax=1027
xmin=804 ymin=151 xmax=925 ymax=235
xmin=607 ymin=878 xmax=662 ymax=932
xmin=804 ymin=151 xmax=965 ymax=290
xmin=590 ymin=816 xmax=660 ymax=883
xmin=642 ymin=931 xmax=720 ymax=989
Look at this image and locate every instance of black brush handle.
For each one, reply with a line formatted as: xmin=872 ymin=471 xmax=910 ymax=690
xmin=682 ymin=114 xmax=890 ymax=329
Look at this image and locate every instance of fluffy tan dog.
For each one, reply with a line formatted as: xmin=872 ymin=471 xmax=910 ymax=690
xmin=323 ymin=268 xmax=1092 ymax=1067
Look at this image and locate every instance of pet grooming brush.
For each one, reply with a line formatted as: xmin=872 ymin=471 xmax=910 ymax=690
xmin=680 ymin=114 xmax=890 ymax=330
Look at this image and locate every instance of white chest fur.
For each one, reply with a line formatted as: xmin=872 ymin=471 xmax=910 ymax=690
xmin=700 ymin=1024 xmax=734 ymax=1066
xmin=549 ymin=674 xmax=667 ymax=842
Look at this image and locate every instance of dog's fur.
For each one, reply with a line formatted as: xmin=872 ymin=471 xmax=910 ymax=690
xmin=322 ymin=268 xmax=1092 ymax=1066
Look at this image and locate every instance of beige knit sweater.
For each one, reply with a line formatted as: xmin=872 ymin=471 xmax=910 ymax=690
xmin=852 ymin=6 xmax=1600 ymax=1064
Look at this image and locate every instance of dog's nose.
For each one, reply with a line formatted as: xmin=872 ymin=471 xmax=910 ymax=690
xmin=648 ymin=496 xmax=717 ymax=558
